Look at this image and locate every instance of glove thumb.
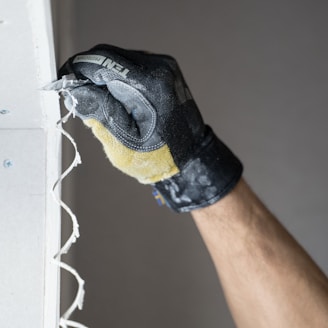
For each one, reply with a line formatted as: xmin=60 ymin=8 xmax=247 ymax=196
xmin=106 ymin=80 xmax=157 ymax=141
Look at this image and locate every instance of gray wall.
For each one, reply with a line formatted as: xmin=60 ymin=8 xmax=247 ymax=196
xmin=57 ymin=1 xmax=328 ymax=327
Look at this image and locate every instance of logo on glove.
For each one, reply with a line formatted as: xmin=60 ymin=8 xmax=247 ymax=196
xmin=73 ymin=54 xmax=130 ymax=78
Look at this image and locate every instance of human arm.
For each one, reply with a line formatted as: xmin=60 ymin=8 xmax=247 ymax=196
xmin=192 ymin=178 xmax=328 ymax=328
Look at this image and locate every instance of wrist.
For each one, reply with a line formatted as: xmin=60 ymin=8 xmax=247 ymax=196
xmin=153 ymin=127 xmax=243 ymax=212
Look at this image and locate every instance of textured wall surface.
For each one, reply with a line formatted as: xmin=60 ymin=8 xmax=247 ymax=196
xmin=60 ymin=1 xmax=328 ymax=327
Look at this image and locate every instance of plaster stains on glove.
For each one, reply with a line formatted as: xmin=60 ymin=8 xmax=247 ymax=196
xmin=154 ymin=128 xmax=243 ymax=212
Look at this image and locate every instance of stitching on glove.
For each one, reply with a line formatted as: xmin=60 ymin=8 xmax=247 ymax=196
xmin=113 ymin=131 xmax=165 ymax=151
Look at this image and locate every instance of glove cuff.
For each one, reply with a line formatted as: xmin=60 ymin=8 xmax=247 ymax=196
xmin=153 ymin=127 xmax=243 ymax=212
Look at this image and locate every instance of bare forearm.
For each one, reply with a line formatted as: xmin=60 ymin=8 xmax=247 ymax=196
xmin=192 ymin=179 xmax=328 ymax=328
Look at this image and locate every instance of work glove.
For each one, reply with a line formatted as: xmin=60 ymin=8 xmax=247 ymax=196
xmin=58 ymin=44 xmax=243 ymax=212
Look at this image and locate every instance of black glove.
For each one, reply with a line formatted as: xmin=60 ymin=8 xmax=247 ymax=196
xmin=58 ymin=44 xmax=243 ymax=212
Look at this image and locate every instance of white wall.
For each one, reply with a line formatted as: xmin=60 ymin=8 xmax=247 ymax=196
xmin=0 ymin=0 xmax=61 ymax=327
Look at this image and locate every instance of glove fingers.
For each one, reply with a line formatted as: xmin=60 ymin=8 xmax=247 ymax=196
xmin=67 ymin=85 xmax=135 ymax=134
xmin=62 ymin=84 xmax=150 ymax=146
xmin=62 ymin=85 xmax=109 ymax=121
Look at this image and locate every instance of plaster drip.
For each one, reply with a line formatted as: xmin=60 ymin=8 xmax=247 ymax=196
xmin=51 ymin=86 xmax=87 ymax=328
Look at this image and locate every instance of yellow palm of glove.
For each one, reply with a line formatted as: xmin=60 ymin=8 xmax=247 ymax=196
xmin=85 ymin=118 xmax=179 ymax=184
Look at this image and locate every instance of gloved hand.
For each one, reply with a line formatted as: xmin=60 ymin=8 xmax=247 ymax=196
xmin=58 ymin=44 xmax=243 ymax=212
